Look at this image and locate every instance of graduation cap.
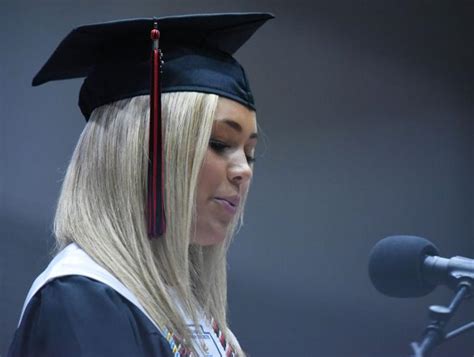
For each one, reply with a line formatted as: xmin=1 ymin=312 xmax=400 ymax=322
xmin=32 ymin=12 xmax=274 ymax=238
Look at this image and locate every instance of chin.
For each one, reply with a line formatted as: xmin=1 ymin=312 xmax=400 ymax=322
xmin=193 ymin=228 xmax=227 ymax=246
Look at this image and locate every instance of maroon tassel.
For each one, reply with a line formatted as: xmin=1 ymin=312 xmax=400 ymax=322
xmin=147 ymin=21 xmax=166 ymax=237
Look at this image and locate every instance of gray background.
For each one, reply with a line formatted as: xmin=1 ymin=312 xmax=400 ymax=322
xmin=1 ymin=0 xmax=473 ymax=356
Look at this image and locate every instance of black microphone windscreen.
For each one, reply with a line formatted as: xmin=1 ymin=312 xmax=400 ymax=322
xmin=368 ymin=235 xmax=439 ymax=297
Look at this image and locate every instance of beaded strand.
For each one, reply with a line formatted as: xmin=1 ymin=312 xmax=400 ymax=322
xmin=163 ymin=327 xmax=193 ymax=357
xmin=211 ymin=318 xmax=236 ymax=357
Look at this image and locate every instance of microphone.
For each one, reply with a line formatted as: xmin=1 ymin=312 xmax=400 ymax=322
xmin=368 ymin=235 xmax=474 ymax=298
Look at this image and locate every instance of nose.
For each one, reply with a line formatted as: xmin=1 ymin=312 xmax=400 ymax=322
xmin=228 ymin=152 xmax=253 ymax=186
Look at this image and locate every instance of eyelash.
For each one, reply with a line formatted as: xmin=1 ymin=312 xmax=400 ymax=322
xmin=209 ymin=139 xmax=256 ymax=164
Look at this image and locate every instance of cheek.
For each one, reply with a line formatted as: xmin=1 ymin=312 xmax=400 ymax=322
xmin=193 ymin=150 xmax=229 ymax=245
xmin=197 ymin=150 xmax=223 ymax=201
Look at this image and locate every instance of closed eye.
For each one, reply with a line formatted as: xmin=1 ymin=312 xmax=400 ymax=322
xmin=246 ymin=155 xmax=256 ymax=164
xmin=209 ymin=139 xmax=256 ymax=164
xmin=209 ymin=139 xmax=229 ymax=153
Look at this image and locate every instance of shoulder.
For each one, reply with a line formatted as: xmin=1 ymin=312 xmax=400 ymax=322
xmin=8 ymin=275 xmax=173 ymax=357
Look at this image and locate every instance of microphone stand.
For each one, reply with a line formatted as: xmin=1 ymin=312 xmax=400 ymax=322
xmin=410 ymin=280 xmax=473 ymax=357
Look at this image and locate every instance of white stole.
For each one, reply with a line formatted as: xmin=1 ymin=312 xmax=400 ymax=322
xmin=19 ymin=243 xmax=227 ymax=357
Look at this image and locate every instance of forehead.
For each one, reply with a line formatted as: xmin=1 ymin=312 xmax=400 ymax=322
xmin=214 ymin=97 xmax=257 ymax=133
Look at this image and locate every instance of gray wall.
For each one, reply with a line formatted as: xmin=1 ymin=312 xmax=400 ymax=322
xmin=1 ymin=1 xmax=473 ymax=356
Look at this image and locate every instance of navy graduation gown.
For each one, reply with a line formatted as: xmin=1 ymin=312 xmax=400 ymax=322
xmin=7 ymin=275 xmax=174 ymax=357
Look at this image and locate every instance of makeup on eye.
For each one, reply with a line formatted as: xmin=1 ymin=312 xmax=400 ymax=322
xmin=209 ymin=139 xmax=229 ymax=152
xmin=208 ymin=138 xmax=256 ymax=164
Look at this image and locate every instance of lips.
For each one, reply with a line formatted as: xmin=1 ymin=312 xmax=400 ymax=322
xmin=215 ymin=195 xmax=240 ymax=207
xmin=214 ymin=195 xmax=240 ymax=215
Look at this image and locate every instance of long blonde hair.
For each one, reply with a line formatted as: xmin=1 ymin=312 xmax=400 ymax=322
xmin=53 ymin=92 xmax=248 ymax=355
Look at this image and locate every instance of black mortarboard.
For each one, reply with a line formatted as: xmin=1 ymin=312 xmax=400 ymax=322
xmin=32 ymin=13 xmax=274 ymax=118
xmin=32 ymin=12 xmax=273 ymax=237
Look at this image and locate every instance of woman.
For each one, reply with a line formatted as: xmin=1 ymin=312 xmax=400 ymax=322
xmin=8 ymin=13 xmax=273 ymax=357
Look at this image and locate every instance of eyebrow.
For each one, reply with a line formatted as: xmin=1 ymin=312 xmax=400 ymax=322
xmin=221 ymin=119 xmax=258 ymax=139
